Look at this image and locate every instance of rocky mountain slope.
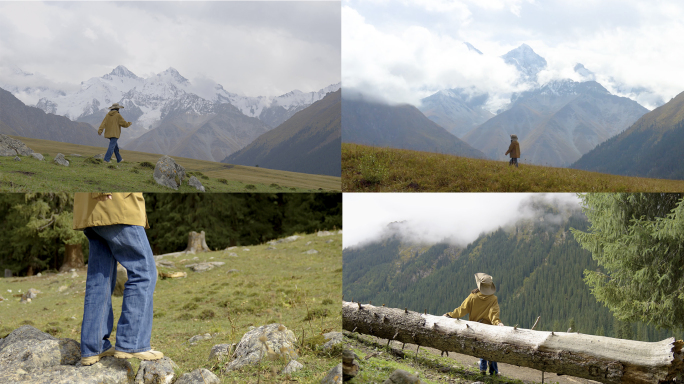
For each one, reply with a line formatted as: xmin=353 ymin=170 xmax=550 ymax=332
xmin=572 ymin=90 xmax=684 ymax=179
xmin=342 ymin=96 xmax=486 ymax=159
xmin=224 ymin=90 xmax=341 ymax=177
xmin=463 ymin=80 xmax=648 ymax=167
xmin=418 ymin=89 xmax=494 ymax=138
xmin=0 ymin=87 xmax=103 ymax=147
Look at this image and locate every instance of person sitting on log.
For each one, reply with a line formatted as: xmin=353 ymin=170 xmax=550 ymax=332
xmin=73 ymin=192 xmax=164 ymax=365
xmin=443 ymin=273 xmax=504 ymax=376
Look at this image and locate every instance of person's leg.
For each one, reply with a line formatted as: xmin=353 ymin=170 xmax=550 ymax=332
xmin=81 ymin=228 xmax=117 ymax=358
xmin=479 ymin=359 xmax=487 ymax=373
xmin=90 ymin=224 xmax=157 ymax=353
xmin=514 ymin=158 xmax=519 ymax=168
xmin=113 ymin=140 xmax=122 ymax=163
xmin=509 ymin=158 xmax=513 ymax=166
xmin=104 ymin=138 xmax=117 ymax=162
xmin=489 ymin=361 xmax=499 ymax=375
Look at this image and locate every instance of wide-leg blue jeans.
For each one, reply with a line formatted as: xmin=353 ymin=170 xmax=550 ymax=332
xmin=104 ymin=138 xmax=122 ymax=163
xmin=479 ymin=359 xmax=499 ymax=375
xmin=80 ymin=225 xmax=156 ymax=358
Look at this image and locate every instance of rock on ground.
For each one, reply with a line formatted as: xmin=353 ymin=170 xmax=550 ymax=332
xmin=175 ymin=368 xmax=220 ymax=384
xmin=14 ymin=156 xmax=21 ymax=161
xmin=320 ymin=363 xmax=343 ymax=384
xmin=208 ymin=343 xmax=235 ymax=361
xmin=317 ymin=231 xmax=335 ymax=237
xmin=184 ymin=262 xmax=225 ymax=272
xmin=31 ymin=153 xmax=44 ymax=161
xmin=135 ymin=357 xmax=178 ymax=384
xmin=0 ymin=325 xmax=133 ymax=384
xmin=321 ymin=332 xmax=343 ymax=350
xmin=281 ymin=360 xmax=304 ymax=374
xmin=305 ymin=249 xmax=319 ymax=254
xmin=188 ymin=176 xmax=205 ymax=192
xmin=54 ymin=153 xmax=69 ymax=166
xmin=224 ymin=323 xmax=298 ymax=372
xmin=94 ymin=153 xmax=104 ymax=160
xmin=342 ymin=349 xmax=359 ymax=381
xmin=0 ymin=134 xmax=34 ymax=156
xmin=188 ymin=333 xmax=213 ymax=345
xmin=153 ymin=156 xmax=186 ymax=190
xmin=382 ymin=369 xmax=422 ymax=384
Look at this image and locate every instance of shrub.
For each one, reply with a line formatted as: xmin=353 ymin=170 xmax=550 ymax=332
xmin=303 ymin=308 xmax=329 ymax=321
xmin=139 ymin=161 xmax=155 ymax=169
xmin=199 ymin=309 xmax=215 ymax=320
xmin=218 ymin=178 xmax=228 ymax=184
xmin=358 ymin=153 xmax=389 ymax=184
xmin=245 ymin=184 xmax=257 ymax=190
xmin=322 ymin=298 xmax=334 ymax=305
xmin=182 ymin=302 xmax=198 ymax=310
xmin=176 ymin=313 xmax=193 ymax=321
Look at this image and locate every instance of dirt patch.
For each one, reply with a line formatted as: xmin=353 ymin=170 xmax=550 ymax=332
xmin=11 ymin=171 xmax=35 ymax=176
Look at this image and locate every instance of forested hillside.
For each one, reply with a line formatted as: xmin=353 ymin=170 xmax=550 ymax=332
xmin=343 ymin=207 xmax=681 ymax=342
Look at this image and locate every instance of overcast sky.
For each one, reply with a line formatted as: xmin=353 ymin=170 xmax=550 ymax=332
xmin=343 ymin=0 xmax=684 ymax=109
xmin=343 ymin=193 xmax=581 ymax=249
xmin=0 ymin=1 xmax=340 ymax=98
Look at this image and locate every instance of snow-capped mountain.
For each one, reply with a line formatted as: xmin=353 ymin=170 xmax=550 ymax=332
xmin=501 ymin=44 xmax=547 ymax=84
xmin=418 ymin=88 xmax=494 ymax=137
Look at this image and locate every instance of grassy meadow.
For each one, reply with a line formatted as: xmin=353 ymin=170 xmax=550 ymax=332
xmin=0 ymin=136 xmax=341 ymax=192
xmin=0 ymin=231 xmax=342 ymax=383
xmin=342 ymin=143 xmax=684 ymax=192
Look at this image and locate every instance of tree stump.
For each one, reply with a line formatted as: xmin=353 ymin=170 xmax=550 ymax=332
xmin=60 ymin=243 xmax=85 ymax=272
xmin=184 ymin=231 xmax=210 ymax=253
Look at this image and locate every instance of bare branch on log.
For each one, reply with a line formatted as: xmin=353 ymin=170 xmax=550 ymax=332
xmin=342 ymin=301 xmax=683 ymax=384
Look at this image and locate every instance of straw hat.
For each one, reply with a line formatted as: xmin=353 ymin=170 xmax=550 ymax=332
xmin=474 ymin=273 xmax=496 ymax=295
xmin=108 ymin=103 xmax=125 ymax=110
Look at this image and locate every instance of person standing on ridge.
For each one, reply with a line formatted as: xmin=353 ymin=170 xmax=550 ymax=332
xmin=443 ymin=273 xmax=504 ymax=376
xmin=98 ymin=103 xmax=132 ymax=163
xmin=505 ymin=134 xmax=520 ymax=167
xmin=73 ymin=192 xmax=164 ymax=366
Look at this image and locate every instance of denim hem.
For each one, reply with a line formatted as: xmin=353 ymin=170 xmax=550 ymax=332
xmin=115 ymin=346 xmax=152 ymax=353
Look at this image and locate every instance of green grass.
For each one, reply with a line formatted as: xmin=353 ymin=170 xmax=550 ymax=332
xmin=345 ymin=332 xmax=537 ymax=384
xmin=0 ymin=231 xmax=342 ymax=383
xmin=342 ymin=143 xmax=684 ymax=192
xmin=0 ymin=136 xmax=341 ymax=192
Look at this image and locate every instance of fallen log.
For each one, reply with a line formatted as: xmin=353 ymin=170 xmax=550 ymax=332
xmin=342 ymin=301 xmax=683 ymax=384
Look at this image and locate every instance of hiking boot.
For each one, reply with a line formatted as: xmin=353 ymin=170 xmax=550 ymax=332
xmin=118 ymin=159 xmax=124 ymax=163
xmin=480 ymin=370 xmax=487 ymax=376
xmin=114 ymin=349 xmax=164 ymax=360
xmin=81 ymin=347 xmax=115 ymax=366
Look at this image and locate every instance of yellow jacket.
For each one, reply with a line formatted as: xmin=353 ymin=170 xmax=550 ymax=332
xmin=98 ymin=110 xmax=132 ymax=139
xmin=446 ymin=292 xmax=502 ymax=325
xmin=73 ymin=193 xmax=149 ymax=230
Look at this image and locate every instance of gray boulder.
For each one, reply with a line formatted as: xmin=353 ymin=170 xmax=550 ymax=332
xmin=188 ymin=333 xmax=212 ymax=345
xmin=208 ymin=343 xmax=235 ymax=361
xmin=54 ymin=153 xmax=69 ymax=167
xmin=342 ymin=349 xmax=359 ymax=381
xmin=31 ymin=153 xmax=44 ymax=161
xmin=281 ymin=360 xmax=304 ymax=374
xmin=153 ymin=155 xmax=186 ymax=190
xmin=320 ymin=363 xmax=343 ymax=384
xmin=184 ymin=262 xmax=225 ymax=272
xmin=321 ymin=332 xmax=343 ymax=350
xmin=224 ymin=323 xmax=298 ymax=372
xmin=382 ymin=369 xmax=422 ymax=384
xmin=134 ymin=357 xmax=178 ymax=384
xmin=175 ymin=368 xmax=220 ymax=384
xmin=0 ymin=134 xmax=33 ymax=156
xmin=0 ymin=325 xmax=133 ymax=384
xmin=94 ymin=153 xmax=105 ymax=160
xmin=14 ymin=156 xmax=21 ymax=161
xmin=188 ymin=176 xmax=205 ymax=192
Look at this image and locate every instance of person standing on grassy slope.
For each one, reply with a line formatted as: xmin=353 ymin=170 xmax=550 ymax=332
xmin=505 ymin=134 xmax=520 ymax=168
xmin=98 ymin=103 xmax=132 ymax=163
xmin=73 ymin=192 xmax=164 ymax=366
xmin=443 ymin=273 xmax=504 ymax=376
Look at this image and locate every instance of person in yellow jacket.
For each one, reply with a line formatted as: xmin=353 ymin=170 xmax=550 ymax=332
xmin=73 ymin=193 xmax=163 ymax=366
xmin=443 ymin=273 xmax=504 ymax=376
xmin=505 ymin=134 xmax=520 ymax=168
xmin=98 ymin=103 xmax=132 ymax=163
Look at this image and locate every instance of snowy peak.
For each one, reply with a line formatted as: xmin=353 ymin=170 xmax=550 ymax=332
xmin=539 ymin=79 xmax=609 ymax=97
xmin=574 ymin=63 xmax=596 ymax=81
xmin=502 ymin=44 xmax=547 ymax=82
xmin=464 ymin=42 xmax=483 ymax=55
xmin=157 ymin=67 xmax=189 ymax=86
xmin=106 ymin=65 xmax=139 ymax=80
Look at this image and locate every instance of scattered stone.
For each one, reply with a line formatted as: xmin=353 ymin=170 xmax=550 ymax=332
xmin=226 ymin=252 xmax=238 ymax=257
xmin=242 ymin=248 xmax=250 ymax=251
xmin=321 ymin=332 xmax=343 ymax=350
xmin=281 ymin=235 xmax=300 ymax=243
xmin=224 ymin=323 xmax=298 ymax=372
xmin=305 ymin=249 xmax=319 ymax=254
xmin=0 ymin=134 xmax=34 ymax=157
xmin=184 ymin=262 xmax=225 ymax=272
xmin=227 ymin=269 xmax=239 ymax=274
xmin=13 ymin=156 xmax=20 ymax=161
xmin=156 ymin=260 xmax=175 ymax=268
xmin=382 ymin=369 xmax=421 ymax=384
xmin=225 ymin=246 xmax=237 ymax=251
xmin=306 ymin=241 xmax=312 ymax=245
xmin=342 ymin=350 xmax=359 ymax=381
xmin=94 ymin=153 xmax=105 ymax=160
xmin=0 ymin=325 xmax=133 ymax=384
xmin=70 ymin=154 xmax=82 ymax=157
xmin=19 ymin=295 xmax=31 ymax=304
xmin=54 ymin=153 xmax=69 ymax=166
xmin=58 ymin=285 xmax=68 ymax=293
xmin=135 ymin=357 xmax=178 ymax=384
xmin=175 ymin=368 xmax=220 ymax=384
xmin=153 ymin=155 xmax=186 ymax=190
xmin=31 ymin=153 xmax=45 ymax=161
xmin=338 ymin=230 xmax=343 ymax=235
xmin=282 ymin=360 xmax=304 ymax=374
xmin=208 ymin=344 xmax=235 ymax=361
xmin=36 ymin=272 xmax=41 ymax=276
xmin=71 ymin=271 xmax=78 ymax=278
xmin=188 ymin=333 xmax=212 ymax=345
xmin=266 ymin=246 xmax=277 ymax=250
xmin=113 ymin=263 xmax=128 ymax=297
xmin=188 ymin=176 xmax=205 ymax=192
xmin=326 ymin=239 xmax=334 ymax=243
xmin=320 ymin=363 xmax=343 ymax=384
xmin=317 ymin=231 xmax=335 ymax=237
